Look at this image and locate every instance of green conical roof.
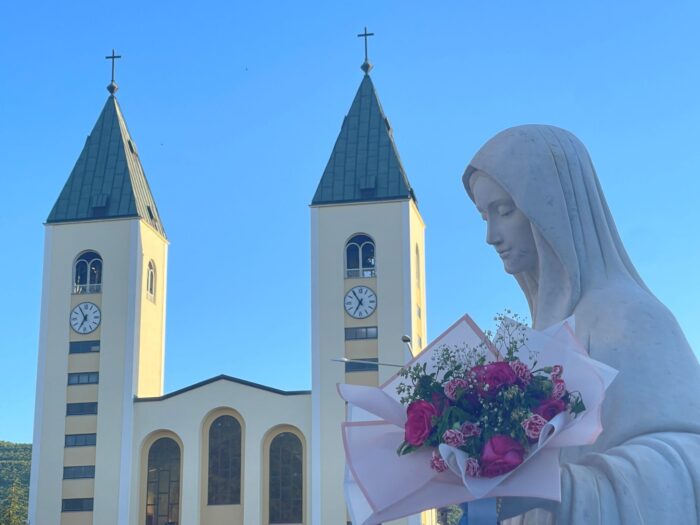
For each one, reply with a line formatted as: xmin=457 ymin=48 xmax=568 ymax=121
xmin=47 ymin=95 xmax=165 ymax=237
xmin=312 ymin=74 xmax=415 ymax=206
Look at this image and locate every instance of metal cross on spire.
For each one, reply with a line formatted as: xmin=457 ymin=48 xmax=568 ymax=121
xmin=105 ymin=49 xmax=122 ymax=95
xmin=357 ymin=27 xmax=375 ymax=74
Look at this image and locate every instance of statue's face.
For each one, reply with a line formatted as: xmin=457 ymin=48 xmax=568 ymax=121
xmin=469 ymin=172 xmax=538 ymax=276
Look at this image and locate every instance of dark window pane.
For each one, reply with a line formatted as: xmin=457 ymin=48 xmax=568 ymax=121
xmin=63 ymin=465 xmax=95 ymax=479
xmin=146 ymin=438 xmax=180 ymax=525
xmin=208 ymin=415 xmax=242 ymax=505
xmin=69 ymin=340 xmax=100 ymax=354
xmin=344 ymin=327 xmax=378 ymax=340
xmin=345 ymin=358 xmax=379 ymax=373
xmin=65 ymin=433 xmax=97 ymax=447
xmin=68 ymin=372 xmax=99 ymax=385
xmin=62 ymin=498 xmax=93 ymax=512
xmin=269 ymin=432 xmax=303 ymax=523
xmin=90 ymin=259 xmax=102 ymax=285
xmin=66 ymin=402 xmax=98 ymax=416
xmin=361 ymin=243 xmax=375 ymax=269
xmin=74 ymin=261 xmax=88 ymax=286
xmin=346 ymin=244 xmax=359 ymax=270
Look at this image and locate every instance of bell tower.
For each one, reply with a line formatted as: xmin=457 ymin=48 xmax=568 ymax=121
xmin=309 ymin=46 xmax=428 ymax=524
xmin=29 ymin=68 xmax=168 ymax=525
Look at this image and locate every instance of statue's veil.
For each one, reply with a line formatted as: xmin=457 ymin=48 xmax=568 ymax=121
xmin=463 ymin=125 xmax=648 ymax=329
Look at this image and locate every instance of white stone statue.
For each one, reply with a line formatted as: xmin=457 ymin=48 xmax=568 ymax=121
xmin=462 ymin=125 xmax=700 ymax=524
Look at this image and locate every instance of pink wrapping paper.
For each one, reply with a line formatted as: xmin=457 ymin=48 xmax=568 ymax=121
xmin=338 ymin=315 xmax=617 ymax=525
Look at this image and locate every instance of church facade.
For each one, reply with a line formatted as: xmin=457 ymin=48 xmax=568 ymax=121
xmin=28 ymin=66 xmax=435 ymax=525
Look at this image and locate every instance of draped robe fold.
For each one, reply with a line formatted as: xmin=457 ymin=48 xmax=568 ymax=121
xmin=463 ymin=125 xmax=700 ymax=524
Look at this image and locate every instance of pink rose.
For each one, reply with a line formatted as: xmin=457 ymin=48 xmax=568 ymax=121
xmin=551 ymin=365 xmax=563 ymax=379
xmin=404 ymin=400 xmax=438 ymax=446
xmin=443 ymin=378 xmax=469 ymax=401
xmin=430 ymin=450 xmax=449 ymax=472
xmin=521 ymin=414 xmax=548 ymax=440
xmin=534 ymin=398 xmax=566 ymax=421
xmin=442 ymin=429 xmax=465 ymax=447
xmin=460 ymin=422 xmax=481 ymax=438
xmin=509 ymin=360 xmax=532 ymax=385
xmin=551 ymin=379 xmax=566 ymax=400
xmin=480 ymin=435 xmax=525 ymax=477
xmin=472 ymin=362 xmax=518 ymax=398
xmin=465 ymin=457 xmax=481 ymax=477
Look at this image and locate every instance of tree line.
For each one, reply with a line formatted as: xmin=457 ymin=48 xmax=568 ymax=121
xmin=0 ymin=441 xmax=30 ymax=525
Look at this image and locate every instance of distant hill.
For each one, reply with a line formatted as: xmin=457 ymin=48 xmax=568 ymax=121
xmin=0 ymin=441 xmax=30 ymax=522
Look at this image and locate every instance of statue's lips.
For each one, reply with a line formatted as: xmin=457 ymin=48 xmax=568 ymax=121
xmin=497 ymin=249 xmax=511 ymax=258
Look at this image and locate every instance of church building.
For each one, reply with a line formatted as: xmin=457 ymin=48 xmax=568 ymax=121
xmin=28 ymin=51 xmax=435 ymax=525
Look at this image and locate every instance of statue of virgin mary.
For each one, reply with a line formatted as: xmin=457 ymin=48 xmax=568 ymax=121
xmin=462 ymin=125 xmax=700 ymax=524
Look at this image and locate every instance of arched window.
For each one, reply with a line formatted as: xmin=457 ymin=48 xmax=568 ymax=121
xmin=208 ymin=415 xmax=242 ymax=505
xmin=74 ymin=251 xmax=102 ymax=294
xmin=345 ymin=234 xmax=375 ymax=278
xmin=268 ymin=432 xmax=303 ymax=524
xmin=146 ymin=261 xmax=156 ymax=300
xmin=145 ymin=437 xmax=181 ymax=525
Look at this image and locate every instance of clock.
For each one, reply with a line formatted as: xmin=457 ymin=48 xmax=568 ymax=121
xmin=70 ymin=302 xmax=102 ymax=334
xmin=344 ymin=286 xmax=377 ymax=319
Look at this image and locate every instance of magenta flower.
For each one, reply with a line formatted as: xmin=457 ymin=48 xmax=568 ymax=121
xmin=551 ymin=378 xmax=566 ymax=400
xmin=442 ymin=429 xmax=465 ymax=447
xmin=430 ymin=450 xmax=449 ymax=473
xmin=471 ymin=362 xmax=518 ymax=398
xmin=521 ymin=414 xmax=548 ymax=440
xmin=460 ymin=422 xmax=481 ymax=437
xmin=465 ymin=457 xmax=481 ymax=477
xmin=404 ymin=401 xmax=437 ymax=446
xmin=480 ymin=435 xmax=525 ymax=477
xmin=443 ymin=378 xmax=469 ymax=401
xmin=551 ymin=365 xmax=564 ymax=379
xmin=534 ymin=398 xmax=566 ymax=421
xmin=509 ymin=360 xmax=532 ymax=385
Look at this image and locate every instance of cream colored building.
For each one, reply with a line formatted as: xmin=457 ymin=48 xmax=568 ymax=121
xmin=29 ymin=67 xmax=436 ymax=525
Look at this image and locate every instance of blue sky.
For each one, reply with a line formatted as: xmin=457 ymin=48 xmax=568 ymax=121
xmin=1 ymin=1 xmax=698 ymax=443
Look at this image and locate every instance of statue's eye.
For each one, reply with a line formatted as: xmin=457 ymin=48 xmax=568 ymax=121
xmin=497 ymin=206 xmax=514 ymax=217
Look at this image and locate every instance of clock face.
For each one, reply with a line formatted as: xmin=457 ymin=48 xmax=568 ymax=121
xmin=70 ymin=302 xmax=102 ymax=334
xmin=344 ymin=286 xmax=377 ymax=319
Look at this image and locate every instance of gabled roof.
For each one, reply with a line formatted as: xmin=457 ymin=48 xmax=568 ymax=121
xmin=311 ymin=74 xmax=416 ymax=206
xmin=47 ymin=95 xmax=166 ymax=237
xmin=134 ymin=374 xmax=311 ymax=402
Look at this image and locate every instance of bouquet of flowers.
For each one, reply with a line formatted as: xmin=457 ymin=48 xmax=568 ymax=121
xmin=397 ymin=313 xmax=585 ymax=479
xmin=338 ymin=314 xmax=617 ymax=525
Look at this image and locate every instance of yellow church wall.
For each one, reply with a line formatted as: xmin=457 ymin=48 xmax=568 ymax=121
xmin=344 ymin=339 xmax=378 ymax=359
xmin=64 ymin=415 xmax=97 ymax=435
xmin=60 ymin=512 xmax=93 ymax=525
xmin=311 ymin=199 xmax=426 ymax=525
xmin=131 ymin=378 xmax=310 ymax=525
xmin=30 ymin=217 xmax=169 ymax=525
xmin=63 ymin=447 xmax=96 ymax=467
xmin=408 ymin=199 xmax=427 ymax=354
xmin=66 ymin=386 xmax=98 ymax=403
xmin=61 ymin=479 xmax=94 ymax=499
xmin=135 ymin=222 xmax=168 ymax=398
xmin=345 ymin=371 xmax=379 ymax=386
xmin=67 ymin=354 xmax=100 ymax=373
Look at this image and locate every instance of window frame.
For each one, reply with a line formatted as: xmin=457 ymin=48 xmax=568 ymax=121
xmin=345 ymin=234 xmax=376 ymax=278
xmin=266 ymin=428 xmax=305 ymax=525
xmin=73 ymin=251 xmax=103 ymax=295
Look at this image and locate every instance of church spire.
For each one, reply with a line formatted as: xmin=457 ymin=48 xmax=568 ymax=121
xmin=311 ymin=42 xmax=415 ymax=206
xmin=47 ymin=61 xmax=166 ymax=237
